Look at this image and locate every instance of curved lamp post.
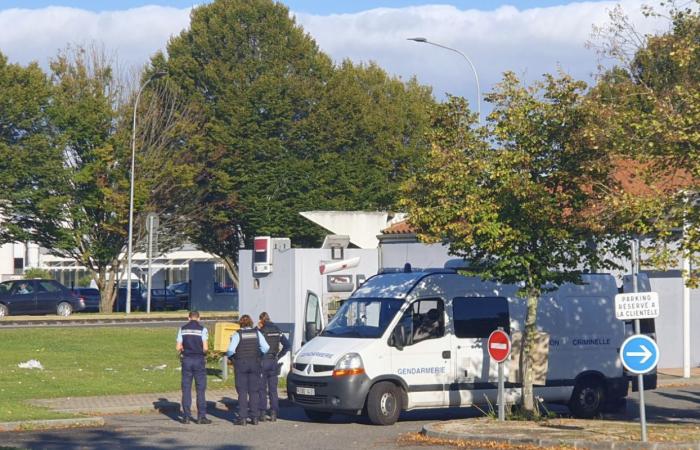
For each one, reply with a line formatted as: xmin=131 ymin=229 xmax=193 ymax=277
xmin=126 ymin=70 xmax=166 ymax=314
xmin=407 ymin=37 xmax=481 ymax=123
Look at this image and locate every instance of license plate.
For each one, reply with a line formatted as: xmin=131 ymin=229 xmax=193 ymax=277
xmin=296 ymin=386 xmax=315 ymax=396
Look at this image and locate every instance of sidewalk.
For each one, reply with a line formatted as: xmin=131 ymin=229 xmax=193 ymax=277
xmin=657 ymin=367 xmax=700 ymax=387
xmin=26 ymin=388 xmax=288 ymax=415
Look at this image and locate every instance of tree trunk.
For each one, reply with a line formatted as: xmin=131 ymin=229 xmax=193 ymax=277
xmin=96 ymin=262 xmax=119 ymax=313
xmin=520 ymin=287 xmax=540 ymax=417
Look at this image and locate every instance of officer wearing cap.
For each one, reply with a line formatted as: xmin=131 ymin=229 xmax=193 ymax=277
xmin=176 ymin=310 xmax=211 ymax=424
xmin=226 ymin=314 xmax=269 ymax=426
xmin=257 ymin=312 xmax=291 ymax=422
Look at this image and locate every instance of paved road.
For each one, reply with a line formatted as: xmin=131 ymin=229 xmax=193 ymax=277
xmin=3 ymin=385 xmax=699 ymax=450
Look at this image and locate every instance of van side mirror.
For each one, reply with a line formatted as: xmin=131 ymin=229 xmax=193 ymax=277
xmin=391 ymin=325 xmax=406 ymax=351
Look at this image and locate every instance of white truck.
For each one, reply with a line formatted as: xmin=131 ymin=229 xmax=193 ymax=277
xmin=287 ymin=268 xmax=647 ymax=425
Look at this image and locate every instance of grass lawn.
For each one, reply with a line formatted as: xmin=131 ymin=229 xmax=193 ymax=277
xmin=0 ymin=327 xmax=233 ymax=422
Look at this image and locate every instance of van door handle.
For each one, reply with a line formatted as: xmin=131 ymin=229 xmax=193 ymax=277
xmin=442 ymin=351 xmax=451 ymax=359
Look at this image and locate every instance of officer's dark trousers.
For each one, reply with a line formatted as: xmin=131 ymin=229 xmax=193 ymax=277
xmin=258 ymin=357 xmax=280 ymax=413
xmin=234 ymin=359 xmax=260 ymax=420
xmin=181 ymin=356 xmax=207 ymax=419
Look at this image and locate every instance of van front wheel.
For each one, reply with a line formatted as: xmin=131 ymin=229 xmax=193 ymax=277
xmin=569 ymin=378 xmax=604 ymax=419
xmin=367 ymin=382 xmax=402 ymax=425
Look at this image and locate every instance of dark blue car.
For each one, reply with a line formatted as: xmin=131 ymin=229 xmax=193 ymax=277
xmin=0 ymin=279 xmax=85 ymax=318
xmin=71 ymin=287 xmax=101 ymax=312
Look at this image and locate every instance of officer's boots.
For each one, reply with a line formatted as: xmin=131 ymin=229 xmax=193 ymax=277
xmin=269 ymin=410 xmax=277 ymax=422
xmin=250 ymin=416 xmax=259 ymax=425
xmin=234 ymin=417 xmax=246 ymax=426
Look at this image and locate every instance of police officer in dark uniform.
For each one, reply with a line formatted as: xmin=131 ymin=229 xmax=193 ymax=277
xmin=176 ymin=310 xmax=211 ymax=424
xmin=257 ymin=312 xmax=291 ymax=422
xmin=226 ymin=314 xmax=269 ymax=426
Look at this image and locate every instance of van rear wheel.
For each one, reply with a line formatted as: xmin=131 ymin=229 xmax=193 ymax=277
xmin=367 ymin=382 xmax=402 ymax=425
xmin=303 ymin=409 xmax=333 ymax=422
xmin=569 ymin=378 xmax=604 ymax=419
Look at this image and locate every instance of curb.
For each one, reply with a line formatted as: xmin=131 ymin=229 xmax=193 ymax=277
xmin=421 ymin=423 xmax=700 ymax=450
xmin=0 ymin=417 xmax=105 ymax=432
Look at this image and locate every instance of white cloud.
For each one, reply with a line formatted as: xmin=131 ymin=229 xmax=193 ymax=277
xmin=294 ymin=1 xmax=669 ymax=107
xmin=0 ymin=1 xmax=670 ymax=108
xmin=0 ymin=6 xmax=190 ymax=71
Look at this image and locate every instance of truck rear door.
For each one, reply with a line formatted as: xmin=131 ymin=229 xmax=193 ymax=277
xmin=449 ymin=296 xmax=510 ymax=407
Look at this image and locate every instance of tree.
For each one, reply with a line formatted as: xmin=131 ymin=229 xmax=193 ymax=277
xmin=155 ymin=0 xmax=434 ymax=281
xmin=0 ymin=46 xmax=202 ymax=312
xmin=401 ymin=75 xmax=625 ymax=414
xmin=588 ymin=2 xmax=700 ymax=281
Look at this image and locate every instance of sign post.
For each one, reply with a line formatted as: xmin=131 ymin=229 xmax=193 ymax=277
xmin=619 ymin=334 xmax=658 ymax=442
xmin=488 ymin=329 xmax=511 ymax=421
xmin=615 ymin=290 xmax=660 ymax=443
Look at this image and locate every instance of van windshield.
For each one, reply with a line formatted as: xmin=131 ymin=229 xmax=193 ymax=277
xmin=321 ymin=298 xmax=405 ymax=339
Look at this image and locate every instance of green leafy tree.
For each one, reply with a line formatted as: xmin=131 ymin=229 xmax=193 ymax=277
xmin=401 ymin=75 xmax=625 ymax=415
xmin=0 ymin=46 xmax=202 ymax=311
xmin=589 ymin=2 xmax=700 ymax=281
xmin=155 ymin=0 xmax=434 ymax=282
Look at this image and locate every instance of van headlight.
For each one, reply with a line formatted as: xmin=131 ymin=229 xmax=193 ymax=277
xmin=332 ymin=353 xmax=365 ymax=377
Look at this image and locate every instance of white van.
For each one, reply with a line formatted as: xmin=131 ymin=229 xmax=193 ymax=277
xmin=287 ymin=269 xmax=640 ymax=425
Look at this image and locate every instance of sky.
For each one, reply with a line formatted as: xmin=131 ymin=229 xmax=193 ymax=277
xmin=0 ymin=0 xmax=670 ymax=110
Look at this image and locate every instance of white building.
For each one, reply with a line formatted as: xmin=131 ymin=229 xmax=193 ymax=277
xmin=0 ymin=242 xmax=41 ymax=281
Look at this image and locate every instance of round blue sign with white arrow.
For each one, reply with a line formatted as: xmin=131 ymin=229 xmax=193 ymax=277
xmin=620 ymin=334 xmax=659 ymax=375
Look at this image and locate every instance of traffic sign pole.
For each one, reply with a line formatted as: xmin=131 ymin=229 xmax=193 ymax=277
xmin=635 ymin=319 xmax=647 ymax=442
xmin=498 ymin=360 xmax=504 ymax=421
xmin=488 ymin=328 xmax=511 ymax=422
xmin=620 ymin=332 xmax=658 ymax=442
xmin=627 ymin=241 xmax=649 ymax=443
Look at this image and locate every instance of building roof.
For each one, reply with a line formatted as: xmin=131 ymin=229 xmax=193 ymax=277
xmin=380 ymin=159 xmax=697 ymax=237
xmin=382 ymin=220 xmax=415 ymax=235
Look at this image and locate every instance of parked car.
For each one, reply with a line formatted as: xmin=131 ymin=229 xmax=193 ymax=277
xmin=167 ymin=281 xmax=189 ymax=295
xmin=167 ymin=282 xmax=190 ymax=310
xmin=115 ymin=287 xmax=145 ymax=312
xmin=0 ymin=279 xmax=85 ymax=318
xmin=71 ymin=287 xmax=101 ymax=312
xmin=214 ymin=282 xmax=237 ymax=293
xmin=149 ymin=288 xmax=189 ymax=311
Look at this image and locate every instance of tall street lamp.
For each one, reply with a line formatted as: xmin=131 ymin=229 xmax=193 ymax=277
xmin=407 ymin=37 xmax=481 ymax=123
xmin=126 ymin=70 xmax=166 ymax=314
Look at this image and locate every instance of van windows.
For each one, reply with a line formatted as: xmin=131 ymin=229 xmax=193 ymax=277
xmin=322 ymin=298 xmax=404 ymax=339
xmin=453 ymin=296 xmax=510 ymax=338
xmin=304 ymin=292 xmax=322 ymax=342
xmin=395 ymin=298 xmax=445 ymax=345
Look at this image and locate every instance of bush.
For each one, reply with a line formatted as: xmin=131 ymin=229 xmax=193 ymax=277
xmin=23 ymin=268 xmax=52 ymax=279
xmin=77 ymin=274 xmax=94 ymax=287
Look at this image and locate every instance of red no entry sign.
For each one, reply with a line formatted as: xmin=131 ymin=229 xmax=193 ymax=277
xmin=488 ymin=330 xmax=511 ymax=363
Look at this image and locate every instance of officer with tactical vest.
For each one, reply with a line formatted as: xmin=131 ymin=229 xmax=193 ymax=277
xmin=226 ymin=314 xmax=269 ymax=426
xmin=176 ymin=310 xmax=211 ymax=424
xmin=257 ymin=312 xmax=291 ymax=422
